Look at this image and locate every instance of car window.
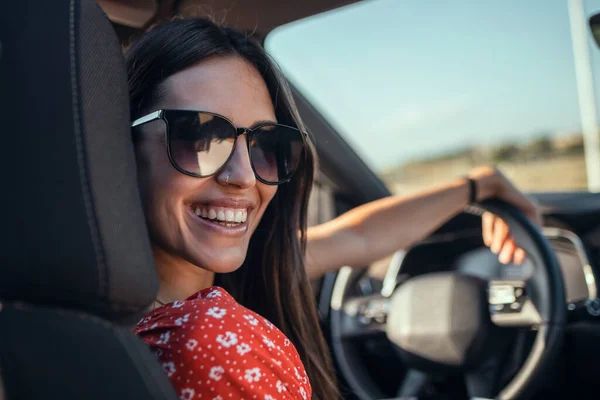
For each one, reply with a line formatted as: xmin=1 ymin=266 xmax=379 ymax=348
xmin=308 ymin=178 xmax=336 ymax=226
xmin=266 ymin=0 xmax=600 ymax=194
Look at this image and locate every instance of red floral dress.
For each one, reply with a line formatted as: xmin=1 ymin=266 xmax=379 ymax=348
xmin=134 ymin=287 xmax=312 ymax=400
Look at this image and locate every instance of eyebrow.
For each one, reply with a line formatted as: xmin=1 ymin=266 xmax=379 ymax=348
xmin=248 ymin=119 xmax=278 ymax=129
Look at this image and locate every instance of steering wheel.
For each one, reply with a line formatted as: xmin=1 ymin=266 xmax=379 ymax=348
xmin=329 ymin=199 xmax=566 ymax=400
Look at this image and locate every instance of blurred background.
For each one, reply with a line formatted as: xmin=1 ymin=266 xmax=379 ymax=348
xmin=265 ymin=0 xmax=600 ymax=194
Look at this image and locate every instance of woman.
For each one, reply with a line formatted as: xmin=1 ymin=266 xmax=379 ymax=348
xmin=127 ymin=18 xmax=538 ymax=400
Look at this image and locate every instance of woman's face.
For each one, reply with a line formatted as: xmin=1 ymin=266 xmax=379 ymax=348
xmin=134 ymin=56 xmax=278 ymax=273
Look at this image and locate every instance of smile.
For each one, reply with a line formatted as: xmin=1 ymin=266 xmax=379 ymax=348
xmin=188 ymin=205 xmax=250 ymax=236
xmin=194 ymin=206 xmax=248 ymax=224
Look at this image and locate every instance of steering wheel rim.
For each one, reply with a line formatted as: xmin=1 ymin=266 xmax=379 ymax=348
xmin=329 ymin=199 xmax=566 ymax=400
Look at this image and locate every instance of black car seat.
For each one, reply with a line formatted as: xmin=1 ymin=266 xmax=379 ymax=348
xmin=0 ymin=0 xmax=178 ymax=398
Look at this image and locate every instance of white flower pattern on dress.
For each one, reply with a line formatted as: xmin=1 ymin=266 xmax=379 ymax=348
xmin=276 ymin=380 xmax=287 ymax=393
xmin=206 ymin=290 xmax=222 ymax=299
xmin=236 ymin=342 xmax=251 ymax=356
xmin=271 ymin=358 xmax=282 ymax=367
xmin=206 ymin=307 xmax=226 ymax=319
xmin=180 ymin=388 xmax=195 ymax=400
xmin=157 ymin=331 xmax=170 ymax=345
xmin=162 ymin=361 xmax=176 ymax=377
xmin=216 ymin=331 xmax=238 ymax=348
xmin=243 ymin=314 xmax=259 ymax=326
xmin=185 ymin=338 xmax=198 ymax=351
xmin=244 ymin=367 xmax=262 ymax=383
xmin=262 ymin=318 xmax=275 ymax=329
xmin=262 ymin=335 xmax=275 ymax=349
xmin=209 ymin=366 xmax=225 ymax=381
xmin=134 ymin=286 xmax=311 ymax=400
xmin=175 ymin=313 xmax=190 ymax=326
xmin=300 ymin=386 xmax=307 ymax=400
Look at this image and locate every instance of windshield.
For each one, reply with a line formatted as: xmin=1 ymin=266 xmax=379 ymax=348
xmin=266 ymin=0 xmax=600 ymax=193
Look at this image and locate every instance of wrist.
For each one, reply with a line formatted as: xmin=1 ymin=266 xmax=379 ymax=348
xmin=467 ymin=167 xmax=501 ymax=201
xmin=464 ymin=177 xmax=477 ymax=204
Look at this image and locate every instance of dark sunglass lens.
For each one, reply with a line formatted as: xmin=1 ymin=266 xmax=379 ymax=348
xmin=167 ymin=112 xmax=236 ymax=176
xmin=250 ymin=125 xmax=305 ymax=184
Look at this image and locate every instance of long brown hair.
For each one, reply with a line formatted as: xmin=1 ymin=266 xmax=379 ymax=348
xmin=125 ymin=18 xmax=338 ymax=399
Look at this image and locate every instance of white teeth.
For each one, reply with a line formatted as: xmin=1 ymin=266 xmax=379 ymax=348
xmin=195 ymin=206 xmax=248 ymax=223
xmin=234 ymin=211 xmax=243 ymax=223
xmin=208 ymin=209 xmax=217 ymax=220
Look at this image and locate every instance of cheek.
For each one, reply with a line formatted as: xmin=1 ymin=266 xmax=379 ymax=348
xmin=134 ymin=143 xmax=190 ymax=220
xmin=256 ymin=185 xmax=278 ymax=217
xmin=135 ymin=143 xmax=172 ymax=201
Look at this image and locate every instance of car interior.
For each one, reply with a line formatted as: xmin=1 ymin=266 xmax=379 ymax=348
xmin=1 ymin=1 xmax=600 ymax=399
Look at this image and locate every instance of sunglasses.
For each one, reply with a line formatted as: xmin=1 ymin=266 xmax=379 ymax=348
xmin=131 ymin=109 xmax=307 ymax=185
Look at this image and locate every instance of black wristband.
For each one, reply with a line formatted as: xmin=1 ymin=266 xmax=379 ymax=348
xmin=466 ymin=177 xmax=477 ymax=204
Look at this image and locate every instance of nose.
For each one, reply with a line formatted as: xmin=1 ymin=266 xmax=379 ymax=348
xmin=215 ymin=135 xmax=256 ymax=189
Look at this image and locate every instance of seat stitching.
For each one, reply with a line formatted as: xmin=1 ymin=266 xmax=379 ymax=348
xmin=68 ymin=0 xmax=109 ymax=303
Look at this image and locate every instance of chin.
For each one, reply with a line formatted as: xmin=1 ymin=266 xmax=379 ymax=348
xmin=203 ymin=261 xmax=244 ymax=274
xmin=189 ymin=249 xmax=247 ymax=274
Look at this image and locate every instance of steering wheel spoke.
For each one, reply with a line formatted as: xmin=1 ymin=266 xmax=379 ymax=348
xmin=339 ymin=294 xmax=389 ymax=339
xmin=396 ymin=369 xmax=429 ymax=397
xmin=488 ymin=280 xmax=542 ymax=328
xmin=464 ymin=357 xmax=502 ymax=399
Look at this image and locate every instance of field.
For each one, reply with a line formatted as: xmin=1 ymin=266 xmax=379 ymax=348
xmin=379 ymin=137 xmax=588 ymax=195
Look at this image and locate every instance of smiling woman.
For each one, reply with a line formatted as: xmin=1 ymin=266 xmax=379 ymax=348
xmin=132 ymin=57 xmax=280 ymax=274
xmin=126 ymin=17 xmax=338 ymax=400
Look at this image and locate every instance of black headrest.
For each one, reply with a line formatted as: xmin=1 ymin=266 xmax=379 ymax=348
xmin=0 ymin=0 xmax=158 ymax=321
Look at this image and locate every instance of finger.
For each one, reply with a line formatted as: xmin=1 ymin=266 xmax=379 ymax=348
xmin=498 ymin=237 xmax=516 ymax=264
xmin=482 ymin=212 xmax=495 ymax=247
xmin=491 ymin=217 xmax=510 ymax=254
xmin=513 ymin=247 xmax=526 ymax=264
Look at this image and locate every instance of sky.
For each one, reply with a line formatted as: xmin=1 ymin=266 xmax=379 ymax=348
xmin=265 ymin=0 xmax=600 ymax=172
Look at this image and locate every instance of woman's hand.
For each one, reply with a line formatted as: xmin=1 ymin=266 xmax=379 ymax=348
xmin=469 ymin=166 xmax=542 ymax=265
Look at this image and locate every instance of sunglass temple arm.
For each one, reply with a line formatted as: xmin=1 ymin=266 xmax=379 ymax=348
xmin=131 ymin=110 xmax=163 ymax=128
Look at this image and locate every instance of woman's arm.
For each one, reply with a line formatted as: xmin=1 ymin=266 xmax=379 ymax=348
xmin=305 ymin=166 xmax=539 ymax=280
